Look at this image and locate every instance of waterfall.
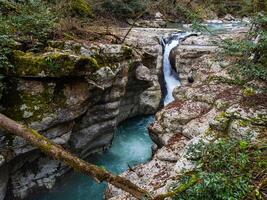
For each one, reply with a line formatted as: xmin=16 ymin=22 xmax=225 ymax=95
xmin=162 ymin=32 xmax=196 ymax=105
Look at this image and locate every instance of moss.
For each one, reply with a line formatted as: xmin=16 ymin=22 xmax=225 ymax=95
xmin=204 ymin=127 xmax=222 ymax=138
xmin=87 ymin=45 xmax=134 ymax=71
xmin=5 ymin=82 xmax=67 ymax=124
xmin=128 ymin=60 xmax=137 ymax=72
xmin=208 ymin=76 xmax=246 ymax=86
xmin=243 ymin=87 xmax=256 ymax=97
xmin=70 ymin=0 xmax=93 ymax=17
xmin=11 ymin=50 xmax=75 ymax=76
xmin=210 ymin=111 xmax=231 ymax=132
xmin=73 ymin=44 xmax=82 ymax=54
xmin=91 ymin=54 xmax=118 ymax=71
xmin=8 ymin=44 xmax=134 ymax=77
xmin=214 ymin=99 xmax=230 ymax=110
xmin=238 ymin=119 xmax=251 ymax=127
xmin=28 ymin=128 xmax=54 ymax=152
xmin=86 ymin=57 xmax=100 ymax=69
xmin=10 ymin=50 xmax=102 ymax=77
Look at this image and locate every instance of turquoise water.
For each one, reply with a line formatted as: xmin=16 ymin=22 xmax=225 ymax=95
xmin=31 ymin=116 xmax=154 ymax=200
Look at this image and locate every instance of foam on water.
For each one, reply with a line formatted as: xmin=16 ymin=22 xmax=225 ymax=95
xmin=163 ymin=32 xmax=196 ymax=105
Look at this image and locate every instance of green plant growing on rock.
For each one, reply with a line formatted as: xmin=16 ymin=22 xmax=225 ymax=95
xmin=173 ymin=138 xmax=267 ymax=200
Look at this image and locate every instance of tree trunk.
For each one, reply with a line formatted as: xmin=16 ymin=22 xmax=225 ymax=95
xmin=0 ymin=113 xmax=152 ymax=200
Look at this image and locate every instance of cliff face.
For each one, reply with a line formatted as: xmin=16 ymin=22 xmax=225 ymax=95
xmin=0 ymin=38 xmax=164 ymax=199
xmin=106 ymin=25 xmax=267 ymax=199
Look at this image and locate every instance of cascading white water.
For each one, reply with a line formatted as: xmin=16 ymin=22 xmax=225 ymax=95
xmin=163 ymin=32 xmax=196 ymax=105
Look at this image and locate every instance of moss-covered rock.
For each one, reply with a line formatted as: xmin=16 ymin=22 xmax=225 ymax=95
xmin=209 ymin=111 xmax=231 ymax=132
xmin=10 ymin=50 xmax=102 ymax=77
xmin=243 ymin=87 xmax=256 ymax=97
xmin=8 ymin=44 xmax=135 ymax=77
xmin=70 ymin=0 xmax=93 ymax=17
xmin=5 ymin=81 xmax=58 ymax=124
xmin=3 ymin=79 xmax=90 ymax=131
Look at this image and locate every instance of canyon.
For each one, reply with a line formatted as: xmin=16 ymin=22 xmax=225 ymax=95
xmin=0 ymin=15 xmax=266 ymax=200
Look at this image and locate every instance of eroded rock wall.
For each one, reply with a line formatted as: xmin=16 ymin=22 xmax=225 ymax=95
xmin=0 ymin=40 xmax=164 ymax=199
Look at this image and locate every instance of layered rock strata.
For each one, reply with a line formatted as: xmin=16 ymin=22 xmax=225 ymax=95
xmin=0 ymin=32 xmax=168 ymax=199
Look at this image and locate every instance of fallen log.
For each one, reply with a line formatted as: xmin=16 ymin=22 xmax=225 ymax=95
xmin=0 ymin=113 xmax=152 ymax=200
xmin=0 ymin=113 xmax=198 ymax=200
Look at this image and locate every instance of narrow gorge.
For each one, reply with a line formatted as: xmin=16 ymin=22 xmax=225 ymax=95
xmin=0 ymin=1 xmax=266 ymax=200
xmin=27 ymin=28 xmax=199 ymax=200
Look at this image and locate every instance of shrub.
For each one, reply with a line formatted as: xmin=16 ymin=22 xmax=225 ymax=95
xmin=0 ymin=0 xmax=58 ymax=62
xmin=70 ymin=0 xmax=92 ymax=17
xmin=93 ymin=0 xmax=149 ymax=19
xmin=173 ymin=138 xmax=266 ymax=200
xmin=0 ymin=0 xmax=58 ymax=99
xmin=220 ymin=13 xmax=267 ymax=81
xmin=1 ymin=0 xmax=57 ymax=43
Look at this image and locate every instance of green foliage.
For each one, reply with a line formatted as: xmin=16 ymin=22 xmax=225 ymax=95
xmin=176 ymin=4 xmax=202 ymax=23
xmin=0 ymin=0 xmax=57 ymax=43
xmin=173 ymin=138 xmax=266 ymax=200
xmin=0 ymin=0 xmax=17 ymax=15
xmin=0 ymin=0 xmax=58 ymax=99
xmin=0 ymin=35 xmax=14 ymax=69
xmin=207 ymin=0 xmax=266 ymax=17
xmin=0 ymin=0 xmax=58 ymax=62
xmin=70 ymin=0 xmax=92 ymax=17
xmin=220 ymin=13 xmax=267 ymax=81
xmin=94 ymin=0 xmax=148 ymax=19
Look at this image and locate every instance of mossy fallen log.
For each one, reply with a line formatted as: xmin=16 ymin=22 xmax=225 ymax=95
xmin=0 ymin=113 xmax=198 ymax=200
xmin=0 ymin=113 xmax=152 ymax=200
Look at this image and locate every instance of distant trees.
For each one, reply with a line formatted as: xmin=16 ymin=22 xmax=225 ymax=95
xmin=91 ymin=0 xmax=149 ymax=19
